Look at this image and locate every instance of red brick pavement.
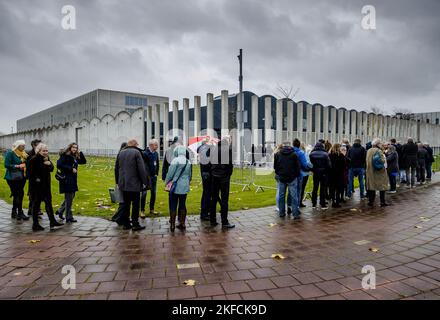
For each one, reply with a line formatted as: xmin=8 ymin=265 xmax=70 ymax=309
xmin=0 ymin=181 xmax=440 ymax=300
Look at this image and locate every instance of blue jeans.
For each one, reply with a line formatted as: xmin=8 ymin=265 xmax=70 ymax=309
xmin=426 ymin=162 xmax=432 ymax=180
xmin=347 ymin=168 xmax=365 ymax=198
xmin=141 ymin=176 xmax=157 ymax=212
xmin=277 ymin=179 xmax=299 ymax=217
xmin=287 ymin=176 xmax=302 ymax=211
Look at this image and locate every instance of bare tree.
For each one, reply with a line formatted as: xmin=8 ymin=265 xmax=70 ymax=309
xmin=275 ymin=84 xmax=300 ymax=100
xmin=369 ymin=105 xmax=388 ymax=115
xmin=393 ymin=107 xmax=413 ymax=120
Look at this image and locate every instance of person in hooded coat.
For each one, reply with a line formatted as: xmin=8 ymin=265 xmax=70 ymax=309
xmin=309 ymin=142 xmax=332 ymax=209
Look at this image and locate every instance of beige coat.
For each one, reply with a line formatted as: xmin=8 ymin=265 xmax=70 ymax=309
xmin=366 ymin=147 xmax=389 ymax=191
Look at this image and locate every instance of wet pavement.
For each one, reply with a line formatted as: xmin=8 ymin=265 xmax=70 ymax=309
xmin=0 ymin=180 xmax=440 ymax=300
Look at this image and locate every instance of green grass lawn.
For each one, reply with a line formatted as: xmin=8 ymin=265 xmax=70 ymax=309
xmin=0 ymin=154 xmax=369 ymax=219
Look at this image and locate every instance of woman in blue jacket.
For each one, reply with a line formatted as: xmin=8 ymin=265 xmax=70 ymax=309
xmin=56 ymin=143 xmax=87 ymax=223
xmin=165 ymin=146 xmax=192 ymax=232
xmin=3 ymin=140 xmax=30 ymax=220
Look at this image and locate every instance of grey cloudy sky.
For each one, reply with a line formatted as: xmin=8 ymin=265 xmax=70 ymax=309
xmin=0 ymin=0 xmax=439 ymax=133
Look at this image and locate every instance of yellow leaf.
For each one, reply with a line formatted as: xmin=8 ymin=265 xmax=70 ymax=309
xmin=28 ymin=240 xmax=41 ymax=244
xmin=269 ymin=223 xmax=277 ymax=228
xmin=183 ymin=279 xmax=197 ymax=286
xmin=420 ymin=217 xmax=431 ymax=222
xmin=271 ymin=253 xmax=285 ymax=260
xmin=242 ymin=207 xmax=249 ymax=210
xmin=350 ymin=208 xmax=358 ymax=212
xmin=414 ymin=225 xmax=422 ymax=229
xmin=13 ymin=272 xmax=22 ymax=276
xmin=110 ymin=208 xmax=116 ymax=212
xmin=369 ymin=247 xmax=380 ymax=253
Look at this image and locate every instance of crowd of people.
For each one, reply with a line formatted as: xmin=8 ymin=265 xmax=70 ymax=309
xmin=3 ymin=135 xmax=435 ymax=233
xmin=3 ymin=139 xmax=86 ymax=231
xmin=273 ymin=137 xmax=435 ymax=217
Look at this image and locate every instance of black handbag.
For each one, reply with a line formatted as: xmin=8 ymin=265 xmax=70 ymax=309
xmin=10 ymin=170 xmax=24 ymax=181
xmin=55 ymin=169 xmax=66 ymax=181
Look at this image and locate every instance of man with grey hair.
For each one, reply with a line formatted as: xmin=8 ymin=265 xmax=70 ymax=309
xmin=141 ymin=139 xmax=160 ymax=217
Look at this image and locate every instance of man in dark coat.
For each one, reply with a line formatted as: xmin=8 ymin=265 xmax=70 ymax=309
xmin=141 ymin=139 xmax=160 ymax=217
xmin=401 ymin=138 xmax=418 ymax=188
xmin=274 ymin=142 xmax=301 ymax=218
xmin=209 ymin=136 xmax=235 ymax=229
xmin=115 ymin=139 xmax=150 ymax=231
xmin=424 ymin=143 xmax=435 ymax=181
xmin=309 ymin=142 xmax=332 ymax=209
xmin=391 ymin=138 xmax=406 ymax=184
xmin=26 ymin=139 xmax=42 ymax=218
xmin=417 ymin=143 xmax=429 ymax=184
xmin=347 ymin=139 xmax=367 ymax=199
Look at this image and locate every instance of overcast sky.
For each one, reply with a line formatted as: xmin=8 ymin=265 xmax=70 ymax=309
xmin=0 ymin=0 xmax=439 ymax=134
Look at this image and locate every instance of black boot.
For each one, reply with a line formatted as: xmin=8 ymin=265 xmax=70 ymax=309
xmin=11 ymin=208 xmax=17 ymax=219
xmin=17 ymin=211 xmax=30 ymax=221
xmin=169 ymin=211 xmax=177 ymax=232
xmin=176 ymin=209 xmax=187 ymax=230
xmin=32 ymin=224 xmax=44 ymax=231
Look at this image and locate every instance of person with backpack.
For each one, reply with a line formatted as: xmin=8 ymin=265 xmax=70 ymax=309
xmin=165 ymin=145 xmax=192 ymax=232
xmin=366 ymin=138 xmax=389 ymax=207
xmin=274 ymin=141 xmax=301 ymax=218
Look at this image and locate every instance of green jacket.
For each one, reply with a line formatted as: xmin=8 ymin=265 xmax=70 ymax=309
xmin=4 ymin=150 xmax=24 ymax=181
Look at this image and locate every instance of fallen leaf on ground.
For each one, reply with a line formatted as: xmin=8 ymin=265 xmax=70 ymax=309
xmin=269 ymin=223 xmax=278 ymax=228
xmin=183 ymin=279 xmax=197 ymax=286
xmin=110 ymin=208 xmax=116 ymax=212
xmin=369 ymin=247 xmax=380 ymax=253
xmin=13 ymin=272 xmax=22 ymax=276
xmin=350 ymin=209 xmax=358 ymax=212
xmin=28 ymin=240 xmax=41 ymax=244
xmin=271 ymin=253 xmax=286 ymax=260
xmin=414 ymin=225 xmax=423 ymax=229
xmin=420 ymin=217 xmax=431 ymax=222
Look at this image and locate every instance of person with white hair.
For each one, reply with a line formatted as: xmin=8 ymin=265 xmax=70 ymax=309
xmin=365 ymin=138 xmax=390 ymax=207
xmin=3 ymin=140 xmax=29 ymax=220
xmin=140 ymin=139 xmax=160 ymax=218
xmin=27 ymin=143 xmax=64 ymax=231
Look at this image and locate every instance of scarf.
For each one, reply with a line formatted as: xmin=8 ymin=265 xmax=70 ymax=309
xmin=13 ymin=149 xmax=28 ymax=177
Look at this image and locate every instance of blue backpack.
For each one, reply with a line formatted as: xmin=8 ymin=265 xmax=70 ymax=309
xmin=372 ymin=151 xmax=384 ymax=170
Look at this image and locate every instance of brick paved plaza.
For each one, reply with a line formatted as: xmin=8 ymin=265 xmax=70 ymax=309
xmin=0 ymin=181 xmax=439 ymax=300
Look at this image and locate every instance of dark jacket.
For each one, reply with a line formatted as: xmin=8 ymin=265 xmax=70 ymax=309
xmin=328 ymin=152 xmax=346 ymax=187
xmin=347 ymin=143 xmax=366 ymax=168
xmin=197 ymin=143 xmax=211 ymax=174
xmin=417 ymin=147 xmax=429 ymax=168
xmin=274 ymin=147 xmax=300 ymax=183
xmin=402 ymin=142 xmax=418 ymax=168
xmin=425 ymin=146 xmax=435 ymax=164
xmin=394 ymin=143 xmax=405 ymax=170
xmin=309 ymin=143 xmax=332 ymax=175
xmin=28 ymin=153 xmax=54 ymax=199
xmin=210 ymin=140 xmax=233 ymax=179
xmin=386 ymin=151 xmax=399 ymax=174
xmin=56 ymin=152 xmax=86 ymax=194
xmin=115 ymin=147 xmax=150 ymax=192
xmin=143 ymin=148 xmax=159 ymax=177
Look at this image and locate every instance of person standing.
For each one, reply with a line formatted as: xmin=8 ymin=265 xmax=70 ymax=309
xmin=56 ymin=143 xmax=87 ymax=223
xmin=328 ymin=144 xmax=346 ymax=208
xmin=27 ymin=143 xmax=64 ymax=231
xmin=141 ymin=139 xmax=160 ymax=218
xmin=115 ymin=139 xmax=150 ymax=231
xmin=309 ymin=142 xmax=332 ymax=210
xmin=209 ymin=136 xmax=235 ymax=229
xmin=417 ymin=143 xmax=429 ymax=185
xmin=274 ymin=142 xmax=301 ymax=218
xmin=291 ymin=139 xmax=312 ymax=212
xmin=197 ymin=138 xmax=212 ymax=221
xmin=111 ymin=142 xmax=128 ymax=224
xmin=402 ymin=138 xmax=418 ymax=188
xmin=299 ymin=143 xmax=313 ymax=207
xmin=165 ymin=145 xmax=192 ymax=232
xmin=366 ymin=138 xmax=389 ymax=207
xmin=424 ymin=143 xmax=434 ymax=182
xmin=4 ymin=140 xmax=29 ymax=220
xmin=26 ymin=139 xmax=42 ymax=218
xmin=386 ymin=145 xmax=399 ymax=193
xmin=347 ymin=139 xmax=367 ymax=199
